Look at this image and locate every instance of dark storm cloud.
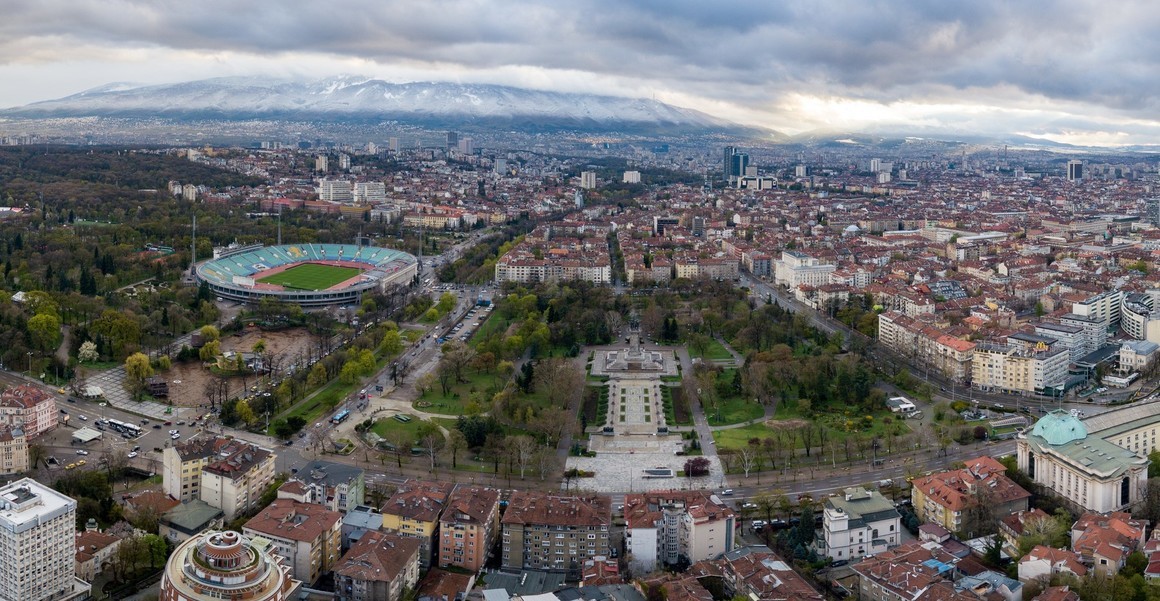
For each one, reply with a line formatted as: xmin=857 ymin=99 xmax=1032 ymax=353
xmin=2 ymin=0 xmax=1160 ymax=131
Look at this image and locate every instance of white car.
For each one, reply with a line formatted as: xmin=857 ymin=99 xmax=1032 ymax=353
xmin=78 ymin=415 xmax=87 ymax=421
xmin=171 ymin=433 xmax=181 ymax=440
xmin=127 ymin=452 xmax=138 ymax=458
xmin=168 ymin=429 xmax=179 ymax=435
xmin=75 ymin=450 xmax=89 ymax=456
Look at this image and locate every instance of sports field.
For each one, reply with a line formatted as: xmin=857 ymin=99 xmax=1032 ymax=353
xmin=258 ymin=263 xmax=363 ymax=290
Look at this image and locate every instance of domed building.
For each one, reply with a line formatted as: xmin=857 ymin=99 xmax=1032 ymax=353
xmin=160 ymin=530 xmax=299 ymax=601
xmin=1017 ymin=408 xmax=1149 ymax=513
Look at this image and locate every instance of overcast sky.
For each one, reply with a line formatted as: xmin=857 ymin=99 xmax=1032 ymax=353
xmin=3 ymin=0 xmax=1160 ymax=145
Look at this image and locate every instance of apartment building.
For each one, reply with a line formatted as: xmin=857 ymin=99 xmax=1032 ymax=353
xmin=623 ymin=490 xmax=735 ymax=574
xmin=244 ymin=499 xmax=343 ymax=586
xmin=852 ymin=541 xmax=975 ymax=601
xmin=438 ymin=486 xmax=500 ymax=573
xmin=0 ymin=384 xmax=57 ymax=439
xmin=198 ymin=440 xmax=277 ymax=520
xmin=0 ymin=425 xmax=27 ymax=474
xmin=718 ymin=546 xmax=824 ymax=601
xmin=821 ymin=487 xmax=902 ymax=561
xmin=380 ymin=480 xmax=454 ymax=569
xmin=0 ymin=479 xmax=90 ymax=601
xmin=911 ymin=457 xmax=1030 ymax=537
xmin=1071 ymin=290 xmax=1124 ymax=332
xmin=971 ymin=341 xmax=1069 ymax=395
xmin=1033 ymin=322 xmax=1088 ymax=362
xmin=1071 ymin=512 xmax=1146 ymax=576
xmin=74 ymin=526 xmax=121 ymax=582
xmin=334 ymin=530 xmax=421 ymax=601
xmin=164 ymin=436 xmax=242 ymax=502
xmin=501 ymin=492 xmax=611 ymax=578
xmin=274 ymin=461 xmax=365 ymax=513
xmin=1057 ymin=313 xmax=1106 ymax=358
xmin=877 ymin=311 xmax=975 ymax=383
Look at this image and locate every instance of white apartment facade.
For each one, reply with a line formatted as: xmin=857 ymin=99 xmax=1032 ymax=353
xmin=318 ymin=179 xmax=353 ymax=202
xmin=0 ymin=479 xmax=90 ymax=601
xmin=624 ymin=491 xmax=735 ymax=574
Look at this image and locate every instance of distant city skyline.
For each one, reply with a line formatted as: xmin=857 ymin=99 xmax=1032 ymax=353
xmin=3 ymin=1 xmax=1160 ymax=146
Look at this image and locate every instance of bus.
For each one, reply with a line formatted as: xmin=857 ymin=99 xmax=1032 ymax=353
xmin=331 ymin=409 xmax=350 ymax=425
xmin=107 ymin=419 xmax=142 ymax=437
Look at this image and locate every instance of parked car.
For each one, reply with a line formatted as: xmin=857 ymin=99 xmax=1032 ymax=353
xmin=75 ymin=450 xmax=88 ymax=456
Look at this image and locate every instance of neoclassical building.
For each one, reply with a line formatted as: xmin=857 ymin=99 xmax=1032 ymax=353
xmin=1017 ymin=406 xmax=1153 ymax=513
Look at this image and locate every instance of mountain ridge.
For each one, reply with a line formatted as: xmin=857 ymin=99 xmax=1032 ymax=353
xmin=1 ymin=76 xmax=774 ymax=137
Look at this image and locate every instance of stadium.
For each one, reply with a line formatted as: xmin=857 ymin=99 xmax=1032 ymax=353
xmin=193 ymin=244 xmax=418 ymax=308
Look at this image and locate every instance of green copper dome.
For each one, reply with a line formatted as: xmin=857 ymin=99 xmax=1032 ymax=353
xmin=1029 ymin=410 xmax=1087 ymax=445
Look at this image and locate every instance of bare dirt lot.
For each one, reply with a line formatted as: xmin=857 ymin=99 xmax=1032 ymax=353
xmin=162 ymin=327 xmax=315 ymax=408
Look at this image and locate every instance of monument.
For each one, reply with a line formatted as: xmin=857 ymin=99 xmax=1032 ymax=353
xmin=590 ymin=329 xmax=677 ymax=378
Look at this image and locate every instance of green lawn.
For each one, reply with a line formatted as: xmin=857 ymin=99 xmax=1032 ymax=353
xmin=469 ymin=311 xmax=509 ymax=347
xmin=712 ymin=408 xmax=913 ymax=452
xmin=258 ymin=263 xmax=362 ymax=290
xmin=282 ymin=379 xmax=347 ymax=427
xmin=370 ymin=413 xmax=436 ymax=446
xmin=705 ymin=396 xmax=765 ymax=426
xmin=416 ymin=369 xmax=505 ymax=415
xmin=691 ymin=338 xmax=734 ymax=362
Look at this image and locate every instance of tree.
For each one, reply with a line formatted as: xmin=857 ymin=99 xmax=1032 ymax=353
xmin=78 ymin=340 xmax=99 ymax=363
xmin=983 ymin=535 xmax=1003 ymax=567
xmin=684 ymin=456 xmax=711 ymax=477
xmin=307 ymin=362 xmax=328 ymax=387
xmin=123 ymin=352 xmax=153 ymax=396
xmin=534 ymin=357 xmax=585 ymax=409
xmin=1137 ymin=478 xmax=1160 ymax=527
xmin=234 ymin=399 xmax=256 ymax=426
xmin=738 ymin=445 xmax=758 ymax=478
xmin=198 ymin=339 xmax=220 ymax=362
xmin=380 ymin=329 xmax=404 ymax=356
xmin=417 ymin=422 xmax=444 ymax=471
xmin=199 ymin=324 xmax=220 ymax=342
xmin=27 ymin=313 xmax=62 ymax=352
xmin=509 ymin=435 xmax=539 ymax=480
xmin=447 ymin=430 xmax=468 ymax=469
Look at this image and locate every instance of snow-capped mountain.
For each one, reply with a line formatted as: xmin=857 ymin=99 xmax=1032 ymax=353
xmin=2 ymin=76 xmax=762 ymax=136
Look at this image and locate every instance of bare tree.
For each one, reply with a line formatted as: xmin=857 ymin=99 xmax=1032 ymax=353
xmin=738 ymin=445 xmax=758 ymax=478
xmin=534 ymin=358 xmax=586 ymax=410
xmin=418 ymin=424 xmax=444 ymax=471
xmin=530 ymin=406 xmax=571 ymax=450
xmin=441 ymin=340 xmax=477 ymax=383
xmin=535 ymin=447 xmax=557 ymax=481
xmin=509 ymin=435 xmax=539 ymax=480
xmin=762 ymin=436 xmax=781 ymax=471
xmin=799 ymin=425 xmax=815 ymax=457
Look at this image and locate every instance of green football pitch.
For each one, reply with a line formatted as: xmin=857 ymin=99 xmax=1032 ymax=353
xmin=258 ymin=263 xmax=363 ymax=290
